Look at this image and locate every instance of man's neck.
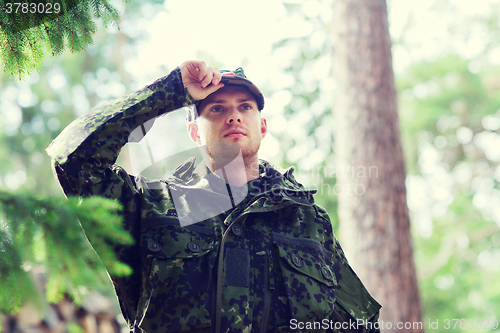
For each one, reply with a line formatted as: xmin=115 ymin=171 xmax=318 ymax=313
xmin=200 ymin=142 xmax=260 ymax=187
xmin=213 ymin=155 xmax=260 ymax=187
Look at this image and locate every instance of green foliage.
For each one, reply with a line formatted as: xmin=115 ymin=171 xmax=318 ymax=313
xmin=0 ymin=190 xmax=133 ymax=314
xmin=67 ymin=323 xmax=86 ymax=333
xmin=0 ymin=0 xmax=121 ymax=80
xmin=269 ymin=4 xmax=338 ymax=231
xmin=397 ymin=54 xmax=500 ymax=174
xmin=398 ymin=51 xmax=500 ymax=328
xmin=0 ymin=0 xmax=155 ymax=324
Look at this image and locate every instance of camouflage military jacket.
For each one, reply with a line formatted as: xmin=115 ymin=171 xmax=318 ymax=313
xmin=47 ymin=68 xmax=381 ymax=333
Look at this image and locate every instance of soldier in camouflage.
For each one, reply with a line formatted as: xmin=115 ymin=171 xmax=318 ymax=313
xmin=47 ymin=60 xmax=381 ymax=332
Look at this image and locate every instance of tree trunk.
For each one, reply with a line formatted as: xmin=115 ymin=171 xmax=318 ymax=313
xmin=330 ymin=0 xmax=423 ymax=331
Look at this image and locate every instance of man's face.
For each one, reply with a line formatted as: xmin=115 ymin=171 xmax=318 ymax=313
xmin=188 ymin=86 xmax=267 ymax=160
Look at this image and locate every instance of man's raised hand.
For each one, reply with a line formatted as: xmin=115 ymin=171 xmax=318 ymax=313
xmin=180 ymin=60 xmax=232 ymax=101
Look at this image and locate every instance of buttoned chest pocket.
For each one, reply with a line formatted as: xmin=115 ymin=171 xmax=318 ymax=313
xmin=272 ymin=232 xmax=337 ymax=324
xmin=139 ymin=216 xmax=217 ymax=332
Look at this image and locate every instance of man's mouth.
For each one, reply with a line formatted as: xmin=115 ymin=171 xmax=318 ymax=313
xmin=224 ymin=130 xmax=246 ymax=137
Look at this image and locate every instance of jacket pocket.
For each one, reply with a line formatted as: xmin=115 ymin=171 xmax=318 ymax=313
xmin=138 ymin=216 xmax=216 ymax=332
xmin=272 ymin=232 xmax=337 ymax=326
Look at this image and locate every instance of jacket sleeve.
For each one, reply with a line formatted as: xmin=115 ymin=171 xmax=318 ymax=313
xmin=46 ymin=67 xmax=195 ymax=196
xmin=332 ymin=239 xmax=382 ymax=333
xmin=45 ymin=67 xmax=196 ymax=327
xmin=313 ymin=206 xmax=381 ymax=333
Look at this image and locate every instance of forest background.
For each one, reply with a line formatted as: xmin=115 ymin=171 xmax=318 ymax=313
xmin=1 ymin=0 xmax=499 ymax=331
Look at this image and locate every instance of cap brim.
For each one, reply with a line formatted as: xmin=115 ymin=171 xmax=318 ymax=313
xmin=219 ymin=76 xmax=265 ymax=111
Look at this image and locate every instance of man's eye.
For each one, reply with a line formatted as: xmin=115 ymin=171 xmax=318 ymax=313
xmin=241 ymin=104 xmax=252 ymax=110
xmin=211 ymin=106 xmax=223 ymax=112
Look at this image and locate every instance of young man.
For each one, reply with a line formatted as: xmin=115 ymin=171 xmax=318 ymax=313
xmin=47 ymin=60 xmax=381 ymax=332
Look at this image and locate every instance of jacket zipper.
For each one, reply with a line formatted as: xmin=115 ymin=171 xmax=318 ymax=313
xmin=210 ymin=269 xmax=217 ymax=333
xmin=260 ymin=249 xmax=274 ymax=333
xmin=214 ymin=216 xmax=248 ymax=333
xmin=214 ymin=190 xmax=313 ymax=332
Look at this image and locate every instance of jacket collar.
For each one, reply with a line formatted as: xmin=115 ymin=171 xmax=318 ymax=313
xmin=166 ymin=157 xmax=316 ymax=201
xmin=163 ymin=158 xmax=316 ymax=226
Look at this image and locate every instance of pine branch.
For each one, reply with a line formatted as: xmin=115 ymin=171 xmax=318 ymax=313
xmin=0 ymin=0 xmax=122 ymax=80
xmin=0 ymin=189 xmax=133 ymax=314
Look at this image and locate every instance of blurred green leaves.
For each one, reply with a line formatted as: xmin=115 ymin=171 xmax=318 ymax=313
xmin=396 ymin=48 xmax=500 ymax=327
xmin=0 ymin=190 xmax=133 ymax=314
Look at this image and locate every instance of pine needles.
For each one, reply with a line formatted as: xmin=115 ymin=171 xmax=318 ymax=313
xmin=0 ymin=0 xmax=121 ymax=80
xmin=0 ymin=190 xmax=133 ymax=314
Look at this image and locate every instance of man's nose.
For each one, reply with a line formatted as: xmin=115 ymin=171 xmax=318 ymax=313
xmin=226 ymin=107 xmax=241 ymax=124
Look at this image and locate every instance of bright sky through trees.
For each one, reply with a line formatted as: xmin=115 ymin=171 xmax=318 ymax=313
xmin=123 ymin=0 xmax=500 ymax=81
xmin=114 ymin=0 xmax=500 ymax=186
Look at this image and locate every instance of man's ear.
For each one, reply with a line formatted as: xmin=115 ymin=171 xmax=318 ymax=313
xmin=188 ymin=122 xmax=201 ymax=145
xmin=260 ymin=118 xmax=267 ymax=139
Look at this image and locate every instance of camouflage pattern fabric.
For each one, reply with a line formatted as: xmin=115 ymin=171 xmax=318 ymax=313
xmin=46 ymin=67 xmax=381 ymax=332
